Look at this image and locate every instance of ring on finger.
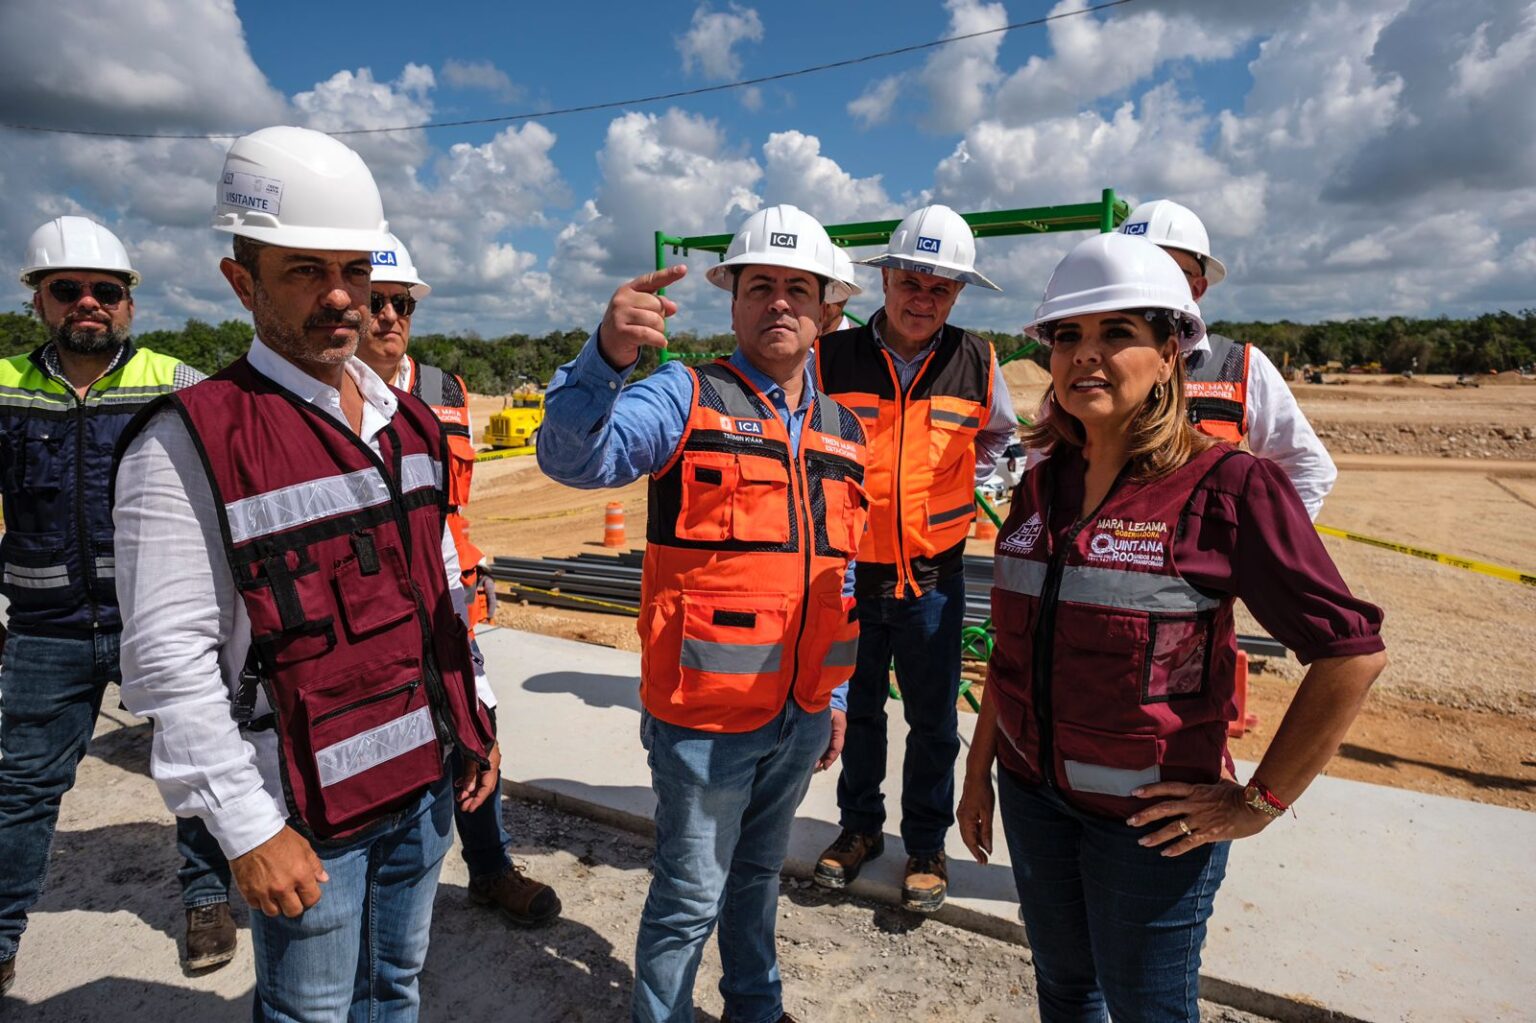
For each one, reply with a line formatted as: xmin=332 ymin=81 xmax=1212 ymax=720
xmin=1177 ymin=819 xmax=1192 ymax=836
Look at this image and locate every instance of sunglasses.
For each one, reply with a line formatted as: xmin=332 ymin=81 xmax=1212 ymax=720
xmin=370 ymin=292 xmax=417 ymax=318
xmin=46 ymin=279 xmax=127 ymax=307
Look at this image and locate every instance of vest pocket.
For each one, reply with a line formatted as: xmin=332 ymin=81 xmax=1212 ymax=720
xmin=677 ymin=451 xmax=738 ymax=541
xmin=243 ymin=550 xmax=336 ymax=667
xmin=1142 ymin=612 xmax=1214 ymax=702
xmin=677 ymin=590 xmax=789 ymax=713
xmin=812 ymin=592 xmax=860 ymax=697
xmin=819 ymin=476 xmax=868 ymax=556
xmin=1055 ymin=720 xmax=1164 ymax=797
xmin=333 ymin=538 xmax=417 ymax=639
xmin=295 ymin=652 xmax=442 ymax=832
xmin=927 ymin=395 xmax=983 ymax=467
xmin=18 ymin=420 xmax=66 ymax=495
xmin=0 ymin=531 xmax=70 ymax=609
xmin=732 ymin=455 xmax=791 ymax=543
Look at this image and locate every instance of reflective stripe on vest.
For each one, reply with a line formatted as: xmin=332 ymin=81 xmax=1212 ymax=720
xmin=642 ymin=360 xmax=867 ymax=733
xmin=1185 ymin=334 xmax=1249 ymax=442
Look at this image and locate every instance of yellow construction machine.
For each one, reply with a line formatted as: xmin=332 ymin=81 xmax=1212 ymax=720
xmin=483 ymin=383 xmax=545 ymax=450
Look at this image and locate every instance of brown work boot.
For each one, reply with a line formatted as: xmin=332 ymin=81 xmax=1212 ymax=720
xmin=185 ymin=902 xmax=238 ymax=971
xmin=724 ymin=1014 xmax=800 ymax=1023
xmin=902 ymin=851 xmax=948 ymax=913
xmin=1 ymin=956 xmax=14 ymax=996
xmin=813 ymin=829 xmax=884 ymax=889
xmin=468 ymin=864 xmax=561 ymax=927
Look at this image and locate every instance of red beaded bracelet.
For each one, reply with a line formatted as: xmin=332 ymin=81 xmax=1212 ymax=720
xmin=1250 ymin=779 xmax=1289 ymax=811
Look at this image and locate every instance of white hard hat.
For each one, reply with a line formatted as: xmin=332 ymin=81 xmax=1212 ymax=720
xmin=705 ymin=204 xmax=852 ymax=304
xmin=370 ymin=233 xmax=431 ymax=299
xmin=1117 ymin=199 xmax=1227 ymax=286
xmin=1025 ymin=232 xmax=1205 ymax=352
xmin=20 ymin=216 xmax=140 ymax=288
xmin=212 ymin=126 xmax=392 ymax=253
xmin=829 ymin=245 xmax=862 ymax=298
xmin=859 ymin=203 xmax=1000 ymax=292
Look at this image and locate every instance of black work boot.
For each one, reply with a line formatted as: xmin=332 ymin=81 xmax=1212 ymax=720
xmin=813 ymin=829 xmax=884 ymax=889
xmin=468 ymin=864 xmax=562 ymax=927
xmin=185 ymin=902 xmax=238 ymax=970
xmin=903 ymin=851 xmax=949 ymax=913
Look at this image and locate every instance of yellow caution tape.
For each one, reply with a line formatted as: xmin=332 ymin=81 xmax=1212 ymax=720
xmin=496 ymin=582 xmax=640 ymax=616
xmin=1315 ymin=525 xmax=1536 ymax=588
xmin=475 ymin=447 xmax=537 ymax=462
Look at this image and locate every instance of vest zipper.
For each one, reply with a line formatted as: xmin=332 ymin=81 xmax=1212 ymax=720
xmin=785 ymin=445 xmax=815 ymax=706
xmin=880 ymin=347 xmax=936 ymax=600
xmin=69 ymin=383 xmax=100 ymax=630
xmin=312 ymin=679 xmax=421 ymax=725
xmin=1030 ymin=464 xmax=1127 ymax=788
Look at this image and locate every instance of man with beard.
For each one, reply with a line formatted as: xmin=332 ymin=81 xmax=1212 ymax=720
xmin=114 ymin=127 xmax=500 ymax=1020
xmin=0 ymin=217 xmax=203 ymax=998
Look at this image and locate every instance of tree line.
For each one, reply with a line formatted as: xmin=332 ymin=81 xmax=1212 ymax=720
xmin=2 ymin=307 xmax=1531 ymax=392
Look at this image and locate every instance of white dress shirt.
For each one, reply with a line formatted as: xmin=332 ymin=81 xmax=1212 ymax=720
xmin=1185 ymin=336 xmax=1336 ymax=519
xmin=115 ymin=337 xmax=492 ymax=859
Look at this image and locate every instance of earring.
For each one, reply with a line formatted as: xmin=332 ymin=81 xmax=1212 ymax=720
xmin=1152 ymin=382 xmax=1164 ymax=402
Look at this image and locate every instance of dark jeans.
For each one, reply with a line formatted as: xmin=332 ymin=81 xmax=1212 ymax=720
xmin=997 ymin=770 xmax=1230 ymax=1023
xmin=836 ymin=571 xmax=966 ymax=856
xmin=177 ymin=815 xmax=232 ymax=909
xmin=451 ymin=707 xmax=512 ymax=881
xmin=0 ymin=630 xmax=118 ymax=962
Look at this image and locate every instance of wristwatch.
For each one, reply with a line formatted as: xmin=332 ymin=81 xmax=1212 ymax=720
xmin=1243 ymin=783 xmax=1286 ymax=819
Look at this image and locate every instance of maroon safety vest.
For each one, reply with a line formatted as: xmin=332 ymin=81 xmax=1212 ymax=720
xmin=139 ymin=356 xmax=495 ymax=841
xmin=986 ymin=444 xmax=1242 ymax=820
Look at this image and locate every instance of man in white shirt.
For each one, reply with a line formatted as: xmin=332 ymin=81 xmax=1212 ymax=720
xmin=114 ymin=126 xmax=499 ymax=1021
xmin=1119 ymin=200 xmax=1336 ymax=517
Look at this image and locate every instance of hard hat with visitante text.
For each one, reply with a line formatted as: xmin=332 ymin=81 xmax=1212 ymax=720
xmin=20 ymin=216 xmax=140 ymax=288
xmin=1117 ymin=199 xmax=1227 ymax=286
xmin=370 ymin=233 xmax=431 ymax=299
xmin=212 ymin=126 xmax=393 ymax=253
xmin=858 ymin=203 xmax=1001 ymax=292
xmin=1025 ymin=232 xmax=1205 ymax=352
xmin=705 ymin=204 xmax=853 ymax=304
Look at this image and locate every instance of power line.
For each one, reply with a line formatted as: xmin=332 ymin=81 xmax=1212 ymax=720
xmin=0 ymin=0 xmax=1140 ymax=141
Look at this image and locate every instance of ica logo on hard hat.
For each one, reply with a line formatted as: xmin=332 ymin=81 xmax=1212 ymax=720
xmin=915 ymin=236 xmax=943 ymax=254
xmin=1122 ymin=221 xmax=1148 ymax=235
xmin=371 ymin=251 xmax=399 ymax=266
xmin=768 ymin=232 xmax=798 ymax=248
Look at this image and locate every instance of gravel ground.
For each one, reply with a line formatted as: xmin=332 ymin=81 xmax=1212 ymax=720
xmin=7 ymin=701 xmax=1276 ymax=1022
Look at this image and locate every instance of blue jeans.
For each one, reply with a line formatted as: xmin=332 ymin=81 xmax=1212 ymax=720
xmin=837 ymin=571 xmax=966 ymax=855
xmin=250 ymin=776 xmax=453 ymax=1023
xmin=633 ymin=700 xmax=830 ymax=1023
xmin=0 ymin=630 xmax=118 ymax=962
xmin=177 ymin=814 xmax=232 ymax=908
xmin=997 ymin=770 xmax=1230 ymax=1023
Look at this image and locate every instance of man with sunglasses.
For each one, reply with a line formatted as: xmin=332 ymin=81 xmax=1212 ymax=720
xmin=0 ymin=217 xmax=206 ymax=998
xmin=362 ymin=236 xmax=563 ymax=928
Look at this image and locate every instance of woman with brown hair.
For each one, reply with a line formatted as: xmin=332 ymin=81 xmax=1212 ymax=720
xmin=956 ymin=232 xmax=1386 ymax=1022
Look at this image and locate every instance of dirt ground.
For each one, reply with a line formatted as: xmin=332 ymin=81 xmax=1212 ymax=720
xmin=8 ymin=705 xmax=1272 ymax=1022
xmin=468 ymin=376 xmax=1536 ymax=815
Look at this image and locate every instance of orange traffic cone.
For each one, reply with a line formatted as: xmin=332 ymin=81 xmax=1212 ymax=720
xmin=1226 ymin=651 xmax=1260 ymax=738
xmin=603 ymin=502 xmax=627 ymax=548
xmin=973 ymin=499 xmax=998 ymax=540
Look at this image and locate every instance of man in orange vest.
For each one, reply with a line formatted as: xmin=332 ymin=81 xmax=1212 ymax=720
xmin=355 ymin=233 xmax=560 ymax=927
xmin=539 ymin=204 xmax=867 ymax=1023
xmin=813 ymin=204 xmax=1016 ymax=913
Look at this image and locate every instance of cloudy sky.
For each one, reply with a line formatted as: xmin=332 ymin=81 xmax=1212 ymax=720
xmin=1 ymin=0 xmax=1532 ymax=338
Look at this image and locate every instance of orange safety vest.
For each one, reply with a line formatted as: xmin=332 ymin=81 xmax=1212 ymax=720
xmin=407 ymin=358 xmax=488 ymax=627
xmin=640 ymin=360 xmax=868 ymax=733
xmin=816 ymin=315 xmax=993 ymax=597
xmin=1185 ymin=333 xmax=1250 ymax=443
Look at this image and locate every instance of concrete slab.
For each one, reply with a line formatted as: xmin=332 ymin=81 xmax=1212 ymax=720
xmin=479 ymin=625 xmax=1536 ymax=1023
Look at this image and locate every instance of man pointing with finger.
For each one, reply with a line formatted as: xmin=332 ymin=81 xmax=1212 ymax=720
xmin=540 ymin=204 xmax=869 ymax=1023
